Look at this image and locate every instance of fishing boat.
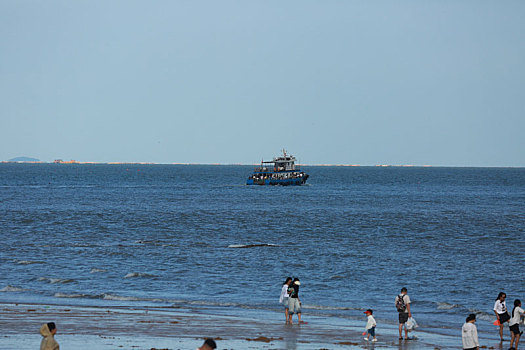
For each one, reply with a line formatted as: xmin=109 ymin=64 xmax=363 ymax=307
xmin=246 ymin=150 xmax=309 ymax=186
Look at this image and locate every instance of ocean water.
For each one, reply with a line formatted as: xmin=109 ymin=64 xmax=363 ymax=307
xmin=1 ymin=164 xmax=524 ymax=339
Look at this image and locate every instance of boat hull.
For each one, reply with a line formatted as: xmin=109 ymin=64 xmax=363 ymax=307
xmin=246 ymin=174 xmax=309 ymax=186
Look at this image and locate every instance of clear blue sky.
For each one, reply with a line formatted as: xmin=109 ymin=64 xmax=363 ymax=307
xmin=1 ymin=1 xmax=524 ymax=166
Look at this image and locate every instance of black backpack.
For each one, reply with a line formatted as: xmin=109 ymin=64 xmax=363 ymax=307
xmin=396 ymin=294 xmax=406 ymax=312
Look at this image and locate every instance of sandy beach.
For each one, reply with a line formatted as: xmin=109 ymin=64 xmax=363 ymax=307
xmin=0 ymin=301 xmax=492 ymax=349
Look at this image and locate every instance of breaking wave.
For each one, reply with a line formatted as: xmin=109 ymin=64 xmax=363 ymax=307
xmin=90 ymin=268 xmax=107 ymax=273
xmin=135 ymin=240 xmax=162 ymax=245
xmin=38 ymin=277 xmax=76 ymax=284
xmin=436 ymin=302 xmax=462 ymax=310
xmin=55 ymin=292 xmax=97 ymax=299
xmin=329 ymin=275 xmax=345 ymax=280
xmin=1 ymin=285 xmax=28 ymax=292
xmin=47 ymin=290 xmax=365 ymax=314
xmin=303 ymin=304 xmax=358 ymax=311
xmin=124 ymin=272 xmax=157 ymax=279
xmin=17 ymin=260 xmax=45 ymax=265
xmin=228 ymin=243 xmax=278 ymax=248
xmin=102 ymin=293 xmax=163 ymax=302
xmin=468 ymin=308 xmax=493 ymax=321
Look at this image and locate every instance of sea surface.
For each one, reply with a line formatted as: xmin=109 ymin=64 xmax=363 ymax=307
xmin=1 ymin=164 xmax=524 ymax=340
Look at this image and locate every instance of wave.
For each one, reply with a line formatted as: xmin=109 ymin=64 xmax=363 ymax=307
xmin=54 ymin=292 xmax=162 ymax=303
xmin=135 ymin=240 xmax=159 ymax=244
xmin=54 ymin=292 xmax=163 ymax=303
xmin=467 ymin=308 xmax=493 ymax=321
xmin=436 ymin=302 xmax=462 ymax=310
xmin=103 ymin=293 xmax=142 ymax=301
xmin=182 ymin=300 xmax=357 ymax=312
xmin=38 ymin=277 xmax=76 ymax=284
xmin=17 ymin=260 xmax=45 ymax=265
xmin=135 ymin=240 xmax=174 ymax=246
xmin=303 ymin=304 xmax=358 ymax=311
xmin=72 ymin=243 xmax=98 ymax=248
xmin=55 ymin=292 xmax=98 ymax=299
xmin=186 ymin=300 xmax=239 ymax=307
xmin=102 ymin=293 xmax=163 ymax=302
xmin=329 ymin=275 xmax=345 ymax=280
xmin=124 ymin=272 xmax=157 ymax=279
xmin=1 ymin=285 xmax=28 ymax=292
xmin=228 ymin=243 xmax=278 ymax=248
xmin=90 ymin=268 xmax=107 ymax=273
xmin=428 ymin=301 xmax=493 ymax=322
xmin=48 ymin=291 xmax=362 ymax=313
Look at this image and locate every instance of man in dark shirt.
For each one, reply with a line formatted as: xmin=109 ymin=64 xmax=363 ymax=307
xmin=288 ymin=278 xmax=303 ymax=324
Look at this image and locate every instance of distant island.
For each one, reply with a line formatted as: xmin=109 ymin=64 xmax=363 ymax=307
xmin=8 ymin=156 xmax=41 ymax=162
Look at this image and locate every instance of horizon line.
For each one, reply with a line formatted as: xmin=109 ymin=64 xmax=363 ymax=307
xmin=1 ymin=160 xmax=524 ymax=168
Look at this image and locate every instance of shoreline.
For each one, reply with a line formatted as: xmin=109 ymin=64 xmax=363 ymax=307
xmin=0 ymin=302 xmax=474 ymax=350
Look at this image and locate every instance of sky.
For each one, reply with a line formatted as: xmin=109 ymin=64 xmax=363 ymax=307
xmin=1 ymin=1 xmax=524 ymax=166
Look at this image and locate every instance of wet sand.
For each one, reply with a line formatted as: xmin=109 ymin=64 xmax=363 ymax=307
xmin=0 ymin=302 xmax=502 ymax=349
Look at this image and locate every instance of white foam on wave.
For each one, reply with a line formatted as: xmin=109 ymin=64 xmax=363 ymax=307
xmin=303 ymin=304 xmax=356 ymax=311
xmin=1 ymin=285 xmax=28 ymax=292
xmin=103 ymin=293 xmax=141 ymax=301
xmin=228 ymin=243 xmax=278 ymax=248
xmin=124 ymin=272 xmax=156 ymax=279
xmin=468 ymin=308 xmax=493 ymax=321
xmin=90 ymin=268 xmax=107 ymax=273
xmin=102 ymin=293 xmax=163 ymax=302
xmin=38 ymin=277 xmax=76 ymax=284
xmin=17 ymin=260 xmax=45 ymax=265
xmin=55 ymin=292 xmax=92 ymax=299
xmin=437 ymin=302 xmax=461 ymax=310
xmin=72 ymin=243 xmax=95 ymax=247
xmin=187 ymin=300 xmax=238 ymax=307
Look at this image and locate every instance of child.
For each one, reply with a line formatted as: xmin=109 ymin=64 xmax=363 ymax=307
xmin=364 ymin=309 xmax=377 ymax=342
xmin=39 ymin=322 xmax=59 ymax=350
xmin=510 ymin=299 xmax=525 ymax=350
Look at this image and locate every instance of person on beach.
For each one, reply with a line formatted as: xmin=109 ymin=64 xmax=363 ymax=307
xmin=197 ymin=338 xmax=217 ymax=350
xmin=363 ymin=309 xmax=377 ymax=342
xmin=509 ymin=299 xmax=525 ymax=350
xmin=280 ymin=277 xmax=292 ymax=323
xmin=395 ymin=287 xmax=411 ymax=340
xmin=39 ymin=322 xmax=59 ymax=350
xmin=288 ymin=277 xmax=303 ymax=324
xmin=462 ymin=313 xmax=479 ymax=350
xmin=494 ymin=292 xmax=510 ymax=341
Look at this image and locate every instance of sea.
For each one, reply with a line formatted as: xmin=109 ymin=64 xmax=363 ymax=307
xmin=1 ymin=164 xmax=524 ymax=342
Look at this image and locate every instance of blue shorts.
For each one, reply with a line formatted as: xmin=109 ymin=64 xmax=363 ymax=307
xmin=367 ymin=327 xmax=376 ymax=337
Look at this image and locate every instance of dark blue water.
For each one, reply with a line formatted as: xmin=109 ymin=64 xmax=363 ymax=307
xmin=1 ymin=164 xmax=524 ymax=338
